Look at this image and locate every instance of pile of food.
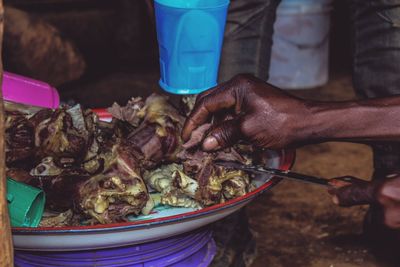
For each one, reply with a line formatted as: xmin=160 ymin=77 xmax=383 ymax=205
xmin=5 ymin=94 xmax=269 ymax=226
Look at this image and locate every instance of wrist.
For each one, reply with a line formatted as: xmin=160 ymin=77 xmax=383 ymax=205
xmin=301 ymin=101 xmax=364 ymax=142
xmin=288 ymin=100 xmax=326 ymax=145
xmin=287 ymin=95 xmax=400 ymax=145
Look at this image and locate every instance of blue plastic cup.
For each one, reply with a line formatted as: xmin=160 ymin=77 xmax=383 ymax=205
xmin=154 ymin=0 xmax=230 ymax=94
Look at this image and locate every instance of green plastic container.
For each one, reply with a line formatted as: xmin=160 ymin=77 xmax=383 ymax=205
xmin=6 ymin=178 xmax=45 ymax=227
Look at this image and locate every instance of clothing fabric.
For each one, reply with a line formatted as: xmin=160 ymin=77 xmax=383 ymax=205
xmin=218 ymin=0 xmax=281 ymax=82
xmin=349 ymin=0 xmax=400 ymax=177
xmin=349 ymin=1 xmax=400 ymax=264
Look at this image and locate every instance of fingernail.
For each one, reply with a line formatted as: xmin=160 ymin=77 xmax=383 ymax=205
xmin=203 ymin=136 xmax=220 ymax=151
xmin=332 ymin=195 xmax=339 ymax=205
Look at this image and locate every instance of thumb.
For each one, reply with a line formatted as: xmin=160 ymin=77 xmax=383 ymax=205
xmin=202 ymin=119 xmax=241 ymax=151
xmin=328 ymin=176 xmax=377 ymax=207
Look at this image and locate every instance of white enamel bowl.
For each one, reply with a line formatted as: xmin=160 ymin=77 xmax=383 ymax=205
xmin=12 ymin=110 xmax=295 ymax=251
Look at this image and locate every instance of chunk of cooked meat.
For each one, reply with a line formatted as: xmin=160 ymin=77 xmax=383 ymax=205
xmin=5 ymin=93 xmax=265 ymax=225
xmin=75 ymin=143 xmax=151 ymax=224
xmin=5 ymin=114 xmax=35 ymax=168
xmin=107 ymin=97 xmax=145 ymax=127
xmin=144 ymin=164 xmax=202 ymax=209
xmin=195 ymin=158 xmax=249 ymax=206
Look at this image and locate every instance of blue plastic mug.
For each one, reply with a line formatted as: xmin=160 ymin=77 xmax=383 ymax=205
xmin=154 ymin=0 xmax=230 ymax=94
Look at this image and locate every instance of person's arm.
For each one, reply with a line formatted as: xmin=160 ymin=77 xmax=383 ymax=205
xmin=182 ymin=74 xmax=400 ymax=231
xmin=305 ymin=97 xmax=400 ymax=143
xmin=182 ymin=74 xmax=400 ymax=150
xmin=329 ymin=175 xmax=400 ymax=230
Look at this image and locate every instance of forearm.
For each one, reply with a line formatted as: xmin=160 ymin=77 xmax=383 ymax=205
xmin=302 ymin=96 xmax=400 ymax=142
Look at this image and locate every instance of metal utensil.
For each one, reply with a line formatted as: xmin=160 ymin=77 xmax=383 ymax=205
xmin=215 ymin=161 xmax=331 ymax=187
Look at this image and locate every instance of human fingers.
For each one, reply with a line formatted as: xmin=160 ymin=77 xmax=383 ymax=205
xmin=182 ymin=84 xmax=237 ymax=141
xmin=202 ymin=118 xmax=241 ymax=151
xmin=328 ymin=176 xmax=375 ymax=207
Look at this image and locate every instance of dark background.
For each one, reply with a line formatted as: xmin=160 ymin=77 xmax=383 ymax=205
xmin=3 ymin=0 xmax=352 ymax=107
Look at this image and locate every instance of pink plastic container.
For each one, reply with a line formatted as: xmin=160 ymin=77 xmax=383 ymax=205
xmin=2 ymin=72 xmax=60 ymax=108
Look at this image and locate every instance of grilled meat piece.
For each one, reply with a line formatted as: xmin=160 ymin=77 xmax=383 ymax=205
xmin=144 ymin=164 xmax=202 ymax=209
xmin=5 ymin=113 xmax=35 ymax=168
xmin=124 ymin=94 xmax=184 ymax=168
xmin=5 ymin=93 xmax=262 ymax=225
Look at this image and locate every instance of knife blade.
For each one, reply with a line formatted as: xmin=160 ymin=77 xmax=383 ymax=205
xmin=215 ymin=161 xmax=331 ymax=187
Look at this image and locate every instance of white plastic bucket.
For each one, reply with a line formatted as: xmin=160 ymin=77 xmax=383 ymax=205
xmin=268 ymin=0 xmax=332 ymax=89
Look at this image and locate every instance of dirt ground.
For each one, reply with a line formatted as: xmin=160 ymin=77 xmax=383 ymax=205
xmin=248 ymin=75 xmax=383 ymax=267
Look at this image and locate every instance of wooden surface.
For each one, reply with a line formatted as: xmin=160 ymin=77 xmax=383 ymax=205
xmin=0 ymin=0 xmax=14 ymax=266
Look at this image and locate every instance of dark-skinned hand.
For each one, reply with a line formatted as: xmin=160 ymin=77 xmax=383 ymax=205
xmin=329 ymin=175 xmax=400 ymax=230
xmin=182 ymin=74 xmax=400 ymax=230
xmin=182 ymin=74 xmax=312 ymax=151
